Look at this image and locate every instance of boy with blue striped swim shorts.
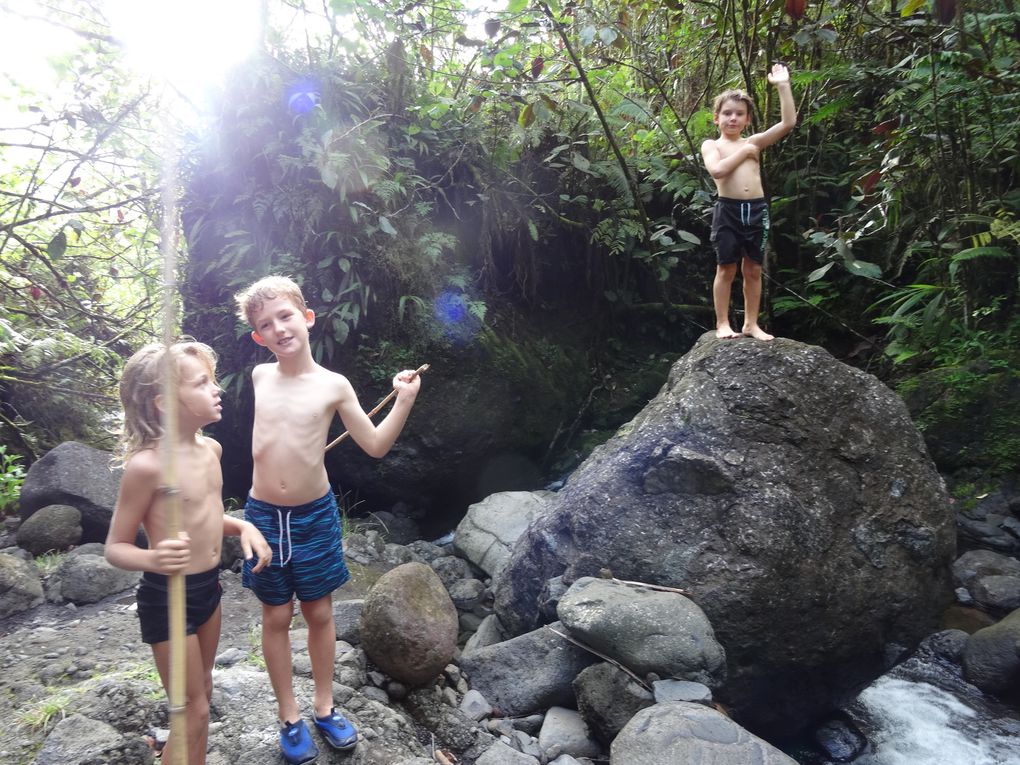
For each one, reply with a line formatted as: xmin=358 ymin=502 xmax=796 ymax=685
xmin=235 ymin=275 xmax=421 ymax=765
xmin=242 ymin=493 xmax=350 ymax=606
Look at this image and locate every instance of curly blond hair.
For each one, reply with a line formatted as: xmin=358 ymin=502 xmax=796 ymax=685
xmin=234 ymin=275 xmax=307 ymax=328
xmin=116 ymin=340 xmax=218 ymax=463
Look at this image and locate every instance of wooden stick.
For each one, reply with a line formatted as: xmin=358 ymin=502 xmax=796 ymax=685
xmin=324 ymin=363 xmax=429 ymax=452
xmin=546 ymin=626 xmax=652 ymax=691
xmin=158 ymin=125 xmax=187 ymax=765
xmin=609 ymin=577 xmax=691 ymax=597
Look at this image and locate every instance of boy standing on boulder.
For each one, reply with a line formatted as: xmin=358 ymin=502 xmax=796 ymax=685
xmin=234 ymin=275 xmax=420 ymax=764
xmin=701 ymin=63 xmax=797 ymax=340
xmin=106 ymin=340 xmax=272 ymax=765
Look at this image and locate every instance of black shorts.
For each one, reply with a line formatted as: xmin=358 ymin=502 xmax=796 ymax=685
xmin=711 ymin=197 xmax=769 ymax=265
xmin=136 ymin=567 xmax=222 ymax=645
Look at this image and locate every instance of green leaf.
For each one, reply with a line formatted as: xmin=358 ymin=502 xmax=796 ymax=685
xmin=519 ymin=103 xmax=535 ymax=128
xmin=571 ymin=153 xmax=591 ymax=172
xmin=900 ymin=0 xmax=926 ymax=16
xmin=378 ymin=216 xmax=397 ymax=236
xmin=527 ymin=221 xmax=539 ymax=242
xmin=807 ymin=261 xmax=835 ymax=282
xmin=320 ymin=164 xmax=339 ymax=190
xmin=949 ymin=246 xmax=1011 ymax=281
xmin=845 ymin=259 xmax=882 ymax=279
xmin=47 ymin=231 xmax=67 ymax=258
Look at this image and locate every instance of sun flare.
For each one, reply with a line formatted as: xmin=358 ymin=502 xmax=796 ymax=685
xmin=107 ymin=0 xmax=260 ymax=93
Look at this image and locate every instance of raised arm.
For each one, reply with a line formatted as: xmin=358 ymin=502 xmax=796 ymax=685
xmin=750 ymin=64 xmax=797 ymax=149
xmin=334 ymin=370 xmax=420 ymax=458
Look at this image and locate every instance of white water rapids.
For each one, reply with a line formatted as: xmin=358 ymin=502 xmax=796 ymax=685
xmin=852 ymin=675 xmax=1020 ymax=765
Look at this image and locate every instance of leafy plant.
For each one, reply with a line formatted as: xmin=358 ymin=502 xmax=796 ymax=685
xmin=0 ymin=446 xmax=26 ymax=515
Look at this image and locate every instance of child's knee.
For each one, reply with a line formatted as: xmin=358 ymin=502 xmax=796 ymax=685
xmin=187 ymin=693 xmax=210 ymax=724
xmin=716 ymin=263 xmax=738 ymax=279
xmin=263 ymin=602 xmax=294 ymax=631
xmin=300 ymin=596 xmax=333 ymax=627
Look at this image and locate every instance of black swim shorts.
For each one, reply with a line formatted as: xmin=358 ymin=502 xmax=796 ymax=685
xmin=711 ymin=196 xmax=769 ymax=265
xmin=136 ymin=566 xmax=222 ymax=645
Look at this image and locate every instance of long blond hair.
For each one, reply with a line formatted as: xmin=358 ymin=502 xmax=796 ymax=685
xmin=116 ymin=340 xmax=218 ymax=464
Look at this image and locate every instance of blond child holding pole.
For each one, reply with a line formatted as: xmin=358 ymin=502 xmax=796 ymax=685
xmin=106 ymin=340 xmax=272 ymax=765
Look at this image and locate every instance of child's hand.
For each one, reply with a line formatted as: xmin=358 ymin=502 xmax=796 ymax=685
xmin=153 ymin=532 xmax=190 ymax=574
xmin=744 ymin=142 xmax=761 ymax=162
xmin=241 ymin=522 xmax=273 ymax=573
xmin=393 ymin=369 xmax=421 ymax=401
xmin=767 ymin=63 xmax=790 ymax=85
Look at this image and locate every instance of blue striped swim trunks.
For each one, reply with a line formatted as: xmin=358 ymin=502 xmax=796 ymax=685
xmin=242 ymin=491 xmax=351 ymax=605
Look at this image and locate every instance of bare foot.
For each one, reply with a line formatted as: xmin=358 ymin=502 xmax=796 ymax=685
xmin=716 ymin=324 xmax=742 ymax=339
xmin=742 ymin=324 xmax=775 ymax=341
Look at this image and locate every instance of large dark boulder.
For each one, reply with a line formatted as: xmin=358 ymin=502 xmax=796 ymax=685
xmin=493 ymin=335 xmax=955 ymax=736
xmin=18 ymin=442 xmax=121 ymax=544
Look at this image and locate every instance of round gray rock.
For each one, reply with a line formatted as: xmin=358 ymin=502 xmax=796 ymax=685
xmin=557 ymin=577 xmax=726 ymax=687
xmin=16 ymin=504 xmax=82 ymax=555
xmin=611 ymin=701 xmax=798 ymax=764
xmin=360 ymin=562 xmax=458 ymax=686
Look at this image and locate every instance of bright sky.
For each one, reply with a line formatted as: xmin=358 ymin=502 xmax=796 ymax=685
xmin=0 ymin=0 xmax=507 ymax=131
xmin=0 ymin=0 xmax=261 ymax=125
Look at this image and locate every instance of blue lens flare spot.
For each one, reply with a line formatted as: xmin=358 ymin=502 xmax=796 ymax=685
xmin=286 ymin=78 xmax=321 ymax=115
xmin=434 ymin=291 xmax=468 ymax=326
xmin=433 ymin=290 xmax=481 ymax=344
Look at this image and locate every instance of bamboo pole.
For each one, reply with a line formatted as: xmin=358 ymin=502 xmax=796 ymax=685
xmin=324 ymin=363 xmax=429 ymax=452
xmin=159 ymin=125 xmax=187 ymax=765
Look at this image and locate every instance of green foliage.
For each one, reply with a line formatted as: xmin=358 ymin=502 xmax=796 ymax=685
xmin=33 ymin=551 xmax=63 ymax=576
xmin=0 ymin=4 xmax=167 ymax=454
xmin=5 ymin=0 xmax=1020 ymax=482
xmin=0 ymin=446 xmax=26 ymax=515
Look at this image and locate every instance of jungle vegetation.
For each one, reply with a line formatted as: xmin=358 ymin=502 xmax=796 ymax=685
xmin=1 ymin=0 xmax=1018 ymax=482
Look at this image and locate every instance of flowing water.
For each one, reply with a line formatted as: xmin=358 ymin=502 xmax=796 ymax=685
xmin=851 ymin=674 xmax=1020 ymax=765
xmin=790 ymin=640 xmax=1020 ymax=765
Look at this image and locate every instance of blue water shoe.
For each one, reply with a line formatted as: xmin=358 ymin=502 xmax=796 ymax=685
xmin=280 ymin=719 xmax=318 ymax=764
xmin=313 ymin=708 xmax=358 ymax=751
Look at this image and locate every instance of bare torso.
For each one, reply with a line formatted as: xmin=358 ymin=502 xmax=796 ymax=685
xmin=250 ymin=362 xmax=345 ymax=506
xmin=709 ymin=136 xmax=765 ymax=199
xmin=139 ymin=437 xmax=224 ymax=574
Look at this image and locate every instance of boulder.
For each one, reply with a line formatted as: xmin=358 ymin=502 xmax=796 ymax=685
xmin=953 ymin=549 xmax=1020 ymax=586
xmin=494 ymin=336 xmax=955 ymax=736
xmin=48 ymin=548 xmax=138 ymax=604
xmin=971 ymin=575 xmax=1020 ymax=614
xmin=572 ymin=662 xmax=653 ymax=745
xmin=610 ymin=701 xmax=798 ymax=765
xmin=15 ymin=504 xmax=82 ymax=555
xmin=360 ymin=562 xmax=458 ymax=686
xmin=474 ymin=740 xmax=540 ymax=765
xmin=458 ymin=621 xmax=596 ymax=717
xmin=962 ymin=607 xmax=1020 ymax=698
xmin=536 ymin=706 xmax=601 ymax=760
xmin=454 ymin=491 xmax=555 ymax=579
xmin=19 ymin=442 xmax=121 ymax=543
xmin=557 ymin=577 xmax=726 ymax=687
xmin=0 ymin=553 xmax=44 ymax=617
xmin=31 ymin=713 xmax=137 ymax=765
